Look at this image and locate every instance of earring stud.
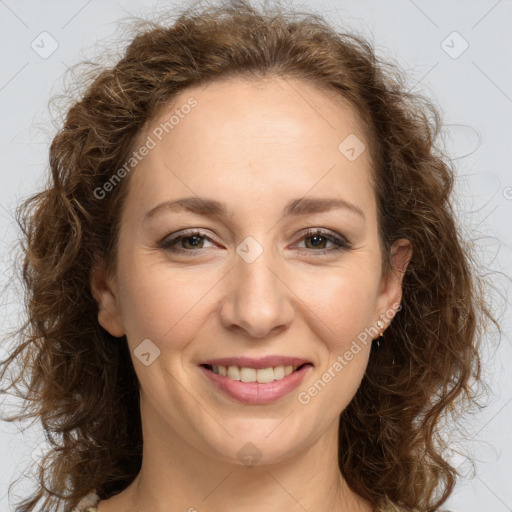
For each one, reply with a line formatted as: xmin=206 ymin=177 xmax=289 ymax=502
xmin=376 ymin=319 xmax=384 ymax=338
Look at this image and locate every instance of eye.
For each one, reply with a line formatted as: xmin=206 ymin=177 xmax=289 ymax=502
xmin=158 ymin=228 xmax=352 ymax=256
xmin=293 ymin=228 xmax=352 ymax=256
xmin=158 ymin=229 xmax=215 ymax=254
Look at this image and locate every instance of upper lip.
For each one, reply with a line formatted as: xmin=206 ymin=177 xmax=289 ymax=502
xmin=199 ymin=356 xmax=313 ymax=369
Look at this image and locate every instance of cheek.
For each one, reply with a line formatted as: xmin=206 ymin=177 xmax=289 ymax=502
xmin=294 ymin=271 xmax=376 ymax=412
xmin=116 ymin=251 xmax=220 ymax=346
xmin=294 ymin=265 xmax=379 ymax=348
xmin=116 ymin=240 xmax=381 ymax=357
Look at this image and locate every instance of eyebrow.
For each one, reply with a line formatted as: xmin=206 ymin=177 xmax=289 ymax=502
xmin=143 ymin=196 xmax=366 ymax=222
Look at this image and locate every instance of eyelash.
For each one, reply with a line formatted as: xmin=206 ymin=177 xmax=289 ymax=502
xmin=158 ymin=228 xmax=352 ymax=257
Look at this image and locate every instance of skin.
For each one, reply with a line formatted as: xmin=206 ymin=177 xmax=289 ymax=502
xmin=90 ymin=75 xmax=412 ymax=512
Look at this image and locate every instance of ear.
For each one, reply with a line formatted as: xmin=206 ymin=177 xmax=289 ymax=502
xmin=90 ymin=261 xmax=125 ymax=338
xmin=375 ymin=238 xmax=413 ymax=327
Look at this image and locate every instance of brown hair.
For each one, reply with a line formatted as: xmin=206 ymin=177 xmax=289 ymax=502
xmin=0 ymin=0 xmax=500 ymax=510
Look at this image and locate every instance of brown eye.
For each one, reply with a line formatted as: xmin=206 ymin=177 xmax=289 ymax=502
xmin=303 ymin=233 xmax=331 ymax=250
xmin=159 ymin=230 xmax=215 ymax=254
xmin=158 ymin=228 xmax=351 ymax=257
xmin=294 ymin=229 xmax=351 ymax=256
xmin=177 ymin=234 xmax=206 ymax=250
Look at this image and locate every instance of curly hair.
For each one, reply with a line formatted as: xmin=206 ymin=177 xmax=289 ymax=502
xmin=0 ymin=0 xmax=500 ymax=510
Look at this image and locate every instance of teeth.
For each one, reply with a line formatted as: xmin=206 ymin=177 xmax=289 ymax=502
xmin=209 ymin=364 xmax=302 ymax=383
xmin=240 ymin=367 xmax=257 ymax=382
xmin=227 ymin=365 xmax=240 ymax=380
xmin=274 ymin=366 xmax=285 ymax=379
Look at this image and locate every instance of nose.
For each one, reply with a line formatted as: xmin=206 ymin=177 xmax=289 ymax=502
xmin=218 ymin=252 xmax=294 ymax=339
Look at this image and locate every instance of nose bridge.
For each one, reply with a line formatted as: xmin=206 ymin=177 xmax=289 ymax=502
xmin=220 ymin=237 xmax=294 ymax=338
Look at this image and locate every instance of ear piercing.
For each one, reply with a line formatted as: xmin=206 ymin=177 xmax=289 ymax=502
xmin=376 ymin=319 xmax=384 ymax=338
xmin=375 ymin=319 xmax=385 ymax=348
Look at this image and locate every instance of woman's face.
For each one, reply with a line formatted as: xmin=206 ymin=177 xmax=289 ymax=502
xmin=92 ymin=75 xmax=410 ymax=466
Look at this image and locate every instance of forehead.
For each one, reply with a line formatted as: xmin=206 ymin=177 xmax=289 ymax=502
xmin=126 ymin=75 xmax=375 ymax=220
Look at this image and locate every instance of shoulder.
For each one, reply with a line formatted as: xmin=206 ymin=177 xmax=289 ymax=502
xmin=70 ymin=491 xmax=100 ymax=512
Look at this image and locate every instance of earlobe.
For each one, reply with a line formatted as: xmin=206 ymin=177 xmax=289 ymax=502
xmin=90 ymin=264 xmax=125 ymax=338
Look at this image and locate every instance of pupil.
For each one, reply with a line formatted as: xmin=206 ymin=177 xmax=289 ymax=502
xmin=309 ymin=235 xmax=324 ymax=248
xmin=186 ymin=236 xmax=202 ymax=248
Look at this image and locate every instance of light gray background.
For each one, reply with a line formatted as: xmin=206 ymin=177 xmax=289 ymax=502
xmin=0 ymin=1 xmax=511 ymax=511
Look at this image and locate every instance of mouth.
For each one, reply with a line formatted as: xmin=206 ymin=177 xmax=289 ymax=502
xmin=199 ymin=362 xmax=312 ymax=383
xmin=198 ymin=358 xmax=314 ymax=404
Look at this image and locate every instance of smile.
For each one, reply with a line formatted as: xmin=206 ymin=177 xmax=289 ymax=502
xmin=199 ymin=360 xmax=313 ymax=404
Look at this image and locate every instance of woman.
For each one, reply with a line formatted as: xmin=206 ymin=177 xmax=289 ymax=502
xmin=0 ymin=0 xmax=497 ymax=511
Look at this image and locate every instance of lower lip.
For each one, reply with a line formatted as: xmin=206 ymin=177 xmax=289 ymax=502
xmin=199 ymin=364 xmax=313 ymax=404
